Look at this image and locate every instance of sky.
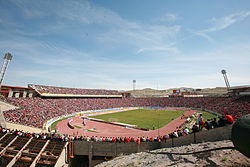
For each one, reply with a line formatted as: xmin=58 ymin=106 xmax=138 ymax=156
xmin=0 ymin=0 xmax=250 ymax=90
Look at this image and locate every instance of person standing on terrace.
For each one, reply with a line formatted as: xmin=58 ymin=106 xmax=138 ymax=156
xmin=197 ymin=114 xmax=203 ymax=130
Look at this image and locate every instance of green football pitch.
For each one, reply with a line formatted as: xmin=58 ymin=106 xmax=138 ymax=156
xmin=89 ymin=109 xmax=186 ymax=130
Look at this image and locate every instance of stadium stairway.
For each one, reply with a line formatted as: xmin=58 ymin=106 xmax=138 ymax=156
xmin=0 ymin=124 xmax=233 ymax=167
xmin=0 ymin=134 xmax=68 ymax=167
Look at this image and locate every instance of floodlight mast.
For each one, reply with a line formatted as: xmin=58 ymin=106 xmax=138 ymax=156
xmin=221 ymin=69 xmax=230 ymax=90
xmin=0 ymin=53 xmax=13 ymax=86
xmin=133 ymin=80 xmax=136 ymax=91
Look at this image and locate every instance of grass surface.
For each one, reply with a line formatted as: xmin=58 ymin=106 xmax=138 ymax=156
xmin=74 ymin=125 xmax=82 ymax=129
xmin=50 ymin=116 xmax=72 ymax=131
xmin=90 ymin=109 xmax=185 ymax=130
xmin=200 ymin=111 xmax=217 ymax=121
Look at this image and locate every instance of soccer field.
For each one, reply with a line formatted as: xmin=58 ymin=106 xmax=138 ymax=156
xmin=89 ymin=109 xmax=185 ymax=130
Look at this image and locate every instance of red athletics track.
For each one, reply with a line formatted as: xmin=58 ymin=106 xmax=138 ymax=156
xmin=56 ymin=109 xmax=197 ymax=138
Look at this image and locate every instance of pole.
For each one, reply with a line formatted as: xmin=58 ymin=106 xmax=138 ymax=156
xmin=221 ymin=69 xmax=230 ymax=91
xmin=0 ymin=53 xmax=13 ymax=85
xmin=133 ymin=80 xmax=136 ymax=91
xmin=158 ymin=120 xmax=159 ymax=137
xmin=157 ymin=110 xmax=160 ymax=137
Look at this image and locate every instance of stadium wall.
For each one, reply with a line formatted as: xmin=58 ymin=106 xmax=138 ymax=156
xmin=5 ymin=122 xmax=43 ymax=133
xmin=161 ymin=124 xmax=232 ymax=148
xmin=72 ymin=125 xmax=232 ymax=166
xmin=55 ymin=142 xmax=69 ymax=167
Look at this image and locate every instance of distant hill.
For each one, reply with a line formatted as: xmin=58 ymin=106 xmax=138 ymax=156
xmin=124 ymin=88 xmax=168 ymax=97
xmin=123 ymin=87 xmax=228 ymax=97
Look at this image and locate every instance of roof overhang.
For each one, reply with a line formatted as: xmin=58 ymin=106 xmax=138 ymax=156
xmin=40 ymin=93 xmax=123 ymax=98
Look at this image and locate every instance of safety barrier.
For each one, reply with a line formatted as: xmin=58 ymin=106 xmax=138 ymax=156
xmin=73 ymin=124 xmax=232 ymax=156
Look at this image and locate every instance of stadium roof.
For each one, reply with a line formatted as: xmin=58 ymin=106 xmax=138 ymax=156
xmin=0 ymin=85 xmax=32 ymax=90
xmin=39 ymin=93 xmax=123 ymax=98
xmin=229 ymin=85 xmax=250 ymax=90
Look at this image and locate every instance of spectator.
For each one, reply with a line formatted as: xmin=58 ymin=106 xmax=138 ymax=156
xmin=211 ymin=118 xmax=218 ymax=128
xmin=173 ymin=130 xmax=178 ymax=138
xmin=197 ymin=114 xmax=203 ymax=130
xmin=191 ymin=123 xmax=199 ymax=133
xmin=204 ymin=120 xmax=213 ymax=130
xmin=183 ymin=127 xmax=190 ymax=135
xmin=224 ymin=113 xmax=234 ymax=124
xmin=218 ymin=116 xmax=227 ymax=127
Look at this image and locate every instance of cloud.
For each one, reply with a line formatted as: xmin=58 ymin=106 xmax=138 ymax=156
xmin=0 ymin=38 xmax=89 ymax=67
xmin=2 ymin=36 xmax=250 ymax=90
xmin=98 ymin=24 xmax=181 ymax=57
xmin=176 ymin=42 xmax=250 ymax=63
xmin=230 ymin=75 xmax=250 ymax=86
xmin=1 ymin=0 xmax=119 ymax=35
xmin=34 ymin=0 xmax=129 ymax=27
xmin=11 ymin=0 xmax=49 ymax=18
xmin=1 ymin=1 xmax=249 ymax=90
xmin=188 ymin=30 xmax=216 ymax=44
xmin=1 ymin=0 xmax=182 ymax=58
xmin=204 ymin=11 xmax=250 ymax=32
xmin=188 ymin=11 xmax=250 ymax=44
xmin=157 ymin=13 xmax=178 ymax=22
xmin=136 ymin=46 xmax=178 ymax=54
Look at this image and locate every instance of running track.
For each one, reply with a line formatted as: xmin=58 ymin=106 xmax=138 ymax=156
xmin=56 ymin=109 xmax=197 ymax=138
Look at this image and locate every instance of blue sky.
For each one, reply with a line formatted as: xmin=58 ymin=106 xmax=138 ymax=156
xmin=0 ymin=0 xmax=250 ymax=90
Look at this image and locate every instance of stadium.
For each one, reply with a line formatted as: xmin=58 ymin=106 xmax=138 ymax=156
xmin=1 ymin=0 xmax=250 ymax=166
xmin=0 ymin=82 xmax=250 ymax=166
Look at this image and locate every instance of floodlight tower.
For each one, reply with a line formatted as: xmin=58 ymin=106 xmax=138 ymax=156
xmin=0 ymin=53 xmax=13 ymax=85
xmin=221 ymin=69 xmax=230 ymax=90
xmin=133 ymin=80 xmax=136 ymax=91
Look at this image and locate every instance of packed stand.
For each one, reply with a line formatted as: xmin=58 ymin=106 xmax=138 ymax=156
xmin=1 ymin=96 xmax=250 ymax=129
xmin=0 ymin=127 xmax=167 ymax=144
xmin=0 ymin=128 xmax=67 ymax=142
xmin=2 ymin=97 xmax=162 ymax=128
xmin=29 ymin=84 xmax=121 ymax=95
xmin=0 ymin=111 xmax=236 ymax=145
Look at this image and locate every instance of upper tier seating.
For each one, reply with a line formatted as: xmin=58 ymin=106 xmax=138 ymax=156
xmin=29 ymin=84 xmax=121 ymax=95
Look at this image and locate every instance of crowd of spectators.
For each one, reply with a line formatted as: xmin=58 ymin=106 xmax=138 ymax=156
xmin=0 ymin=126 xmax=170 ymax=144
xmin=28 ymin=84 xmax=121 ymax=95
xmin=0 ymin=126 xmax=184 ymax=144
xmin=0 ymin=127 xmax=67 ymax=142
xmin=167 ymin=112 xmax=235 ymax=139
xmin=0 ymin=111 xmax=236 ymax=145
xmin=2 ymin=96 xmax=250 ymax=129
xmin=2 ymin=97 xmax=158 ymax=128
